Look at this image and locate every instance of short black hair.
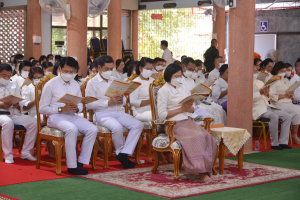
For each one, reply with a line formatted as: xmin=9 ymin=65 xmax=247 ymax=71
xmin=29 ymin=57 xmax=35 ymax=62
xmin=164 ymin=63 xmax=183 ymax=82
xmin=254 ymin=58 xmax=262 ymax=66
xmin=195 ymin=59 xmax=203 ymax=67
xmin=31 ymin=60 xmax=40 ymax=67
xmin=181 ymin=55 xmax=187 ymax=62
xmin=55 ymin=55 xmax=62 ymax=61
xmin=39 ymin=55 xmax=47 ymax=63
xmin=182 ymin=57 xmax=195 ymax=67
xmin=116 ymin=59 xmax=123 ymax=68
xmin=271 ymin=61 xmax=287 ymax=75
xmin=295 ymin=58 xmax=300 ymax=67
xmin=95 ymin=55 xmax=114 ymax=68
xmin=127 ymin=61 xmax=139 ymax=77
xmin=19 ymin=61 xmax=32 ymax=74
xmin=161 ymin=40 xmax=168 ymax=48
xmin=136 ymin=58 xmax=153 ymax=75
xmin=285 ymin=63 xmax=292 ymax=68
xmin=47 ymin=54 xmax=53 ymax=59
xmin=219 ymin=64 xmax=228 ymax=76
xmin=15 ymin=54 xmax=24 ymax=60
xmin=153 ymin=57 xmax=163 ymax=64
xmin=211 ymin=39 xmax=217 ymax=45
xmin=260 ymin=58 xmax=273 ymax=71
xmin=0 ymin=64 xmax=12 ymax=73
xmin=42 ymin=61 xmax=53 ymax=70
xmin=123 ymin=56 xmax=132 ymax=64
xmin=60 ymin=57 xmax=79 ymax=71
xmin=52 ymin=62 xmax=60 ymax=75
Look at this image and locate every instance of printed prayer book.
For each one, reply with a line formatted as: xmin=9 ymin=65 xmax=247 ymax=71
xmin=0 ymin=95 xmax=24 ymax=104
xmin=286 ymin=81 xmax=300 ymax=92
xmin=58 ymin=93 xmax=98 ymax=105
xmin=105 ymin=80 xmax=141 ymax=98
xmin=179 ymin=93 xmax=209 ymax=104
xmin=256 ymin=71 xmax=269 ymax=82
xmin=203 ymin=79 xmax=216 ymax=87
xmin=190 ymin=83 xmax=212 ymax=94
xmin=263 ymin=75 xmax=281 ymax=88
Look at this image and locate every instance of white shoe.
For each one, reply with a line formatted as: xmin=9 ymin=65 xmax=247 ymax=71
xmin=5 ymin=159 xmax=14 ymax=164
xmin=21 ymin=153 xmax=37 ymax=161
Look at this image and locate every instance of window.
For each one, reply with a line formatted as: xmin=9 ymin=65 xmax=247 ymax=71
xmin=139 ymin=7 xmax=213 ymax=61
xmin=0 ymin=7 xmax=26 ymax=63
xmin=51 ymin=14 xmax=107 ymax=55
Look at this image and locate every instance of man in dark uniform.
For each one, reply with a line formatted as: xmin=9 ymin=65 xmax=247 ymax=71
xmin=204 ymin=39 xmax=219 ymax=73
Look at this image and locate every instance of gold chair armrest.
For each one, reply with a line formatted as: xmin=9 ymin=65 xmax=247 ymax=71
xmin=202 ymin=118 xmax=214 ymax=131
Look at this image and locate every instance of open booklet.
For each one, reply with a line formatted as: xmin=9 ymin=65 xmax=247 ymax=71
xmin=262 ymin=75 xmax=281 ymax=88
xmin=190 ymin=83 xmax=212 ymax=94
xmin=57 ymin=93 xmax=98 ymax=105
xmin=0 ymin=95 xmax=24 ymax=104
xmin=203 ymin=79 xmax=216 ymax=87
xmin=179 ymin=93 xmax=209 ymax=104
xmin=286 ymin=81 xmax=300 ymax=92
xmin=105 ymin=80 xmax=141 ymax=98
xmin=256 ymin=71 xmax=269 ymax=82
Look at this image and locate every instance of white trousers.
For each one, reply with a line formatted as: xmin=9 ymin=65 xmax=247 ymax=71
xmin=134 ymin=110 xmax=152 ymax=122
xmin=0 ymin=115 xmax=37 ymax=161
xmin=48 ymin=114 xmax=98 ymax=168
xmin=95 ymin=110 xmax=144 ymax=155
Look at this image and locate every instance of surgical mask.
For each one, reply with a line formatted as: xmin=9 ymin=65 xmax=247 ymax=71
xmin=171 ymin=77 xmax=181 ymax=87
xmin=101 ymin=70 xmax=112 ymax=79
xmin=278 ymin=73 xmax=285 ymax=78
xmin=60 ymin=73 xmax=77 ymax=82
xmin=0 ymin=78 xmax=10 ymax=86
xmin=253 ymin=73 xmax=258 ymax=79
xmin=156 ymin=65 xmax=163 ymax=71
xmin=21 ymin=71 xmax=29 ymax=79
xmin=33 ymin=78 xmax=41 ymax=85
xmin=160 ymin=46 xmax=163 ymax=50
xmin=198 ymin=70 xmax=203 ymax=76
xmin=132 ymin=70 xmax=136 ymax=74
xmin=286 ymin=71 xmax=291 ymax=77
xmin=184 ymin=70 xmax=193 ymax=78
xmin=191 ymin=72 xmax=198 ymax=80
xmin=45 ymin=71 xmax=52 ymax=76
xmin=141 ymin=69 xmax=153 ymax=79
xmin=161 ymin=66 xmax=166 ymax=70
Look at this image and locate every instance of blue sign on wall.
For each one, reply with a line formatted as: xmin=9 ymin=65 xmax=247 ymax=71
xmin=260 ymin=21 xmax=268 ymax=32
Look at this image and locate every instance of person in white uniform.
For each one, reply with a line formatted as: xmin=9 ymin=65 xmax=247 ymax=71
xmin=11 ymin=61 xmax=31 ymax=88
xmin=39 ymin=57 xmax=98 ymax=175
xmin=269 ymin=61 xmax=300 ymax=144
xmin=181 ymin=57 xmax=197 ymax=90
xmin=290 ymin=58 xmax=300 ymax=103
xmin=130 ymin=58 xmax=154 ymax=122
xmin=42 ymin=62 xmax=54 ymax=76
xmin=253 ymin=61 xmax=292 ymax=150
xmin=112 ymin=59 xmax=125 ymax=80
xmin=0 ymin=64 xmax=37 ymax=164
xmin=161 ymin=40 xmax=173 ymax=67
xmin=152 ymin=57 xmax=164 ymax=73
xmin=212 ymin=64 xmax=228 ymax=109
xmin=259 ymin=58 xmax=274 ymax=82
xmin=208 ymin=57 xmax=221 ymax=80
xmin=195 ymin=60 xmax=205 ymax=85
xmin=85 ymin=55 xmax=144 ymax=169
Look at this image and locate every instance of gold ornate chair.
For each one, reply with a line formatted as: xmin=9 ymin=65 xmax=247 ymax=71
xmin=35 ymin=74 xmax=98 ymax=175
xmin=149 ymin=81 xmax=217 ymax=181
xmin=81 ymin=74 xmax=143 ymax=169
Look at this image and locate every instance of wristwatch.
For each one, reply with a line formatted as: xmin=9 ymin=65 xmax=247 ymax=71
xmin=58 ymin=107 xmax=62 ymax=114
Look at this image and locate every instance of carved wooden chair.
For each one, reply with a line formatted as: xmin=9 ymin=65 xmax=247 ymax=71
xmin=35 ymin=74 xmax=98 ymax=175
xmin=81 ymin=74 xmax=143 ymax=169
xmin=149 ymin=82 xmax=218 ymax=181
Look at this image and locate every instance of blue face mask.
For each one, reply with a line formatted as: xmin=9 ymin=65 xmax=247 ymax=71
xmin=161 ymin=67 xmax=166 ymax=70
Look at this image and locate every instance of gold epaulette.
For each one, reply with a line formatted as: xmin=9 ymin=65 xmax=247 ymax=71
xmin=126 ymin=74 xmax=139 ymax=82
xmin=153 ymin=74 xmax=166 ymax=87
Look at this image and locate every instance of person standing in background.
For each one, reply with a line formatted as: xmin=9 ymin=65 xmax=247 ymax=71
xmin=161 ymin=40 xmax=173 ymax=67
xmin=204 ymin=39 xmax=219 ymax=73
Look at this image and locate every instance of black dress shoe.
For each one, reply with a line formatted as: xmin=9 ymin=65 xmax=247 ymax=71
xmin=126 ymin=158 xmax=136 ymax=168
xmin=279 ymin=144 xmax=292 ymax=149
xmin=67 ymin=168 xmax=88 ymax=175
xmin=116 ymin=153 xmax=129 ymax=169
xmin=271 ymin=146 xmax=283 ymax=150
xmin=77 ymin=162 xmax=84 ymax=169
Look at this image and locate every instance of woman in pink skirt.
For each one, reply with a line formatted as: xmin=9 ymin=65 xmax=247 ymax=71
xmin=157 ymin=63 xmax=217 ymax=182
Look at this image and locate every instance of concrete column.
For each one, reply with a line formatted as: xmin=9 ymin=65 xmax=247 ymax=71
xmin=213 ymin=2 xmax=225 ymax=57
xmin=26 ymin=0 xmax=42 ymax=60
xmin=227 ymin=1 xmax=255 ymax=152
xmin=132 ymin=10 xmax=139 ymax=60
xmin=107 ymin=0 xmax=122 ymax=62
xmin=67 ymin=0 xmax=88 ymax=77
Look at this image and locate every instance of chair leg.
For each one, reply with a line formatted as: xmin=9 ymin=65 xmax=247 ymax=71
xmin=91 ymin=140 xmax=98 ymax=171
xmin=18 ymin=132 xmax=25 ymax=154
xmin=212 ymin=146 xmax=219 ymax=175
xmin=173 ymin=149 xmax=181 ymax=181
xmin=103 ymin=136 xmax=110 ymax=169
xmin=152 ymin=150 xmax=159 ymax=174
xmin=36 ymin=135 xmax=42 ymax=169
xmin=53 ymin=140 xmax=63 ymax=175
xmin=134 ymin=135 xmax=143 ymax=165
xmin=146 ymin=132 xmax=153 ymax=163
xmin=289 ymin=129 xmax=293 ymax=145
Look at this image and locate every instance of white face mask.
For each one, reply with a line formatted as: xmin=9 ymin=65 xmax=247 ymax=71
xmin=156 ymin=65 xmax=163 ymax=71
xmin=21 ymin=71 xmax=29 ymax=79
xmin=278 ymin=73 xmax=285 ymax=78
xmin=141 ymin=69 xmax=153 ymax=79
xmin=160 ymin=46 xmax=163 ymax=50
xmin=33 ymin=78 xmax=41 ymax=85
xmin=45 ymin=71 xmax=52 ymax=76
xmin=171 ymin=77 xmax=181 ymax=87
xmin=198 ymin=70 xmax=202 ymax=76
xmin=0 ymin=78 xmax=10 ymax=86
xmin=101 ymin=70 xmax=112 ymax=79
xmin=184 ymin=70 xmax=193 ymax=78
xmin=286 ymin=71 xmax=291 ymax=77
xmin=60 ymin=73 xmax=76 ymax=82
xmin=191 ymin=72 xmax=198 ymax=80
